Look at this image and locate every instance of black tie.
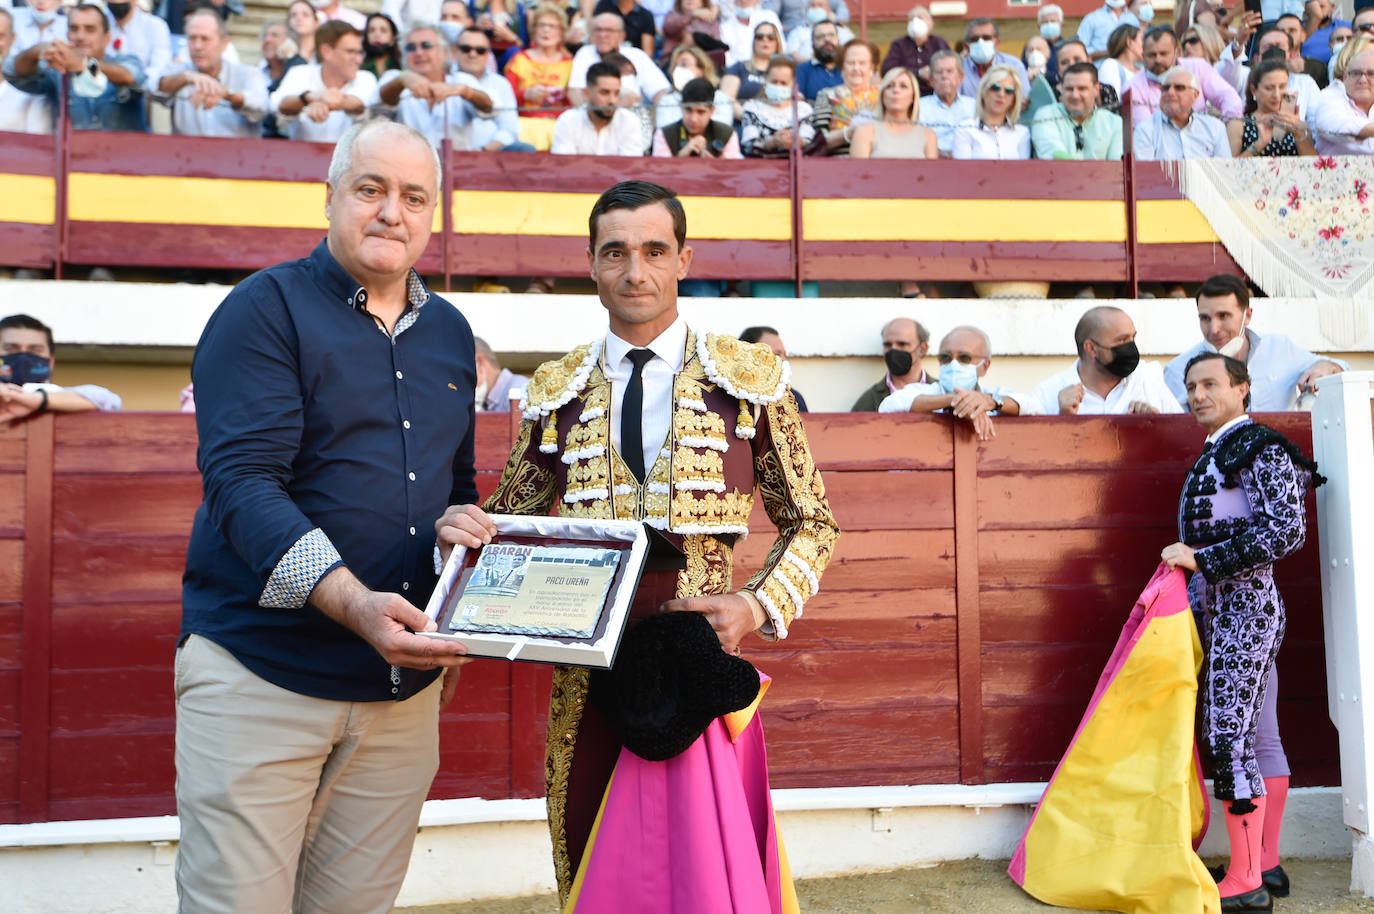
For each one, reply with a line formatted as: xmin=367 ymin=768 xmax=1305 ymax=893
xmin=621 ymin=349 xmax=654 ymax=483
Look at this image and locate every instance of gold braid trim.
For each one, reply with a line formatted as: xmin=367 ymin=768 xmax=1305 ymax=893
xmin=546 ymin=665 xmax=590 ymax=905
xmin=482 ymin=420 xmax=557 ymax=515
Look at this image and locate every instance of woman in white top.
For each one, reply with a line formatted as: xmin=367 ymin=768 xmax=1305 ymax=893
xmin=952 ymin=64 xmax=1030 ymax=159
xmin=1096 ymin=23 xmax=1141 ymax=94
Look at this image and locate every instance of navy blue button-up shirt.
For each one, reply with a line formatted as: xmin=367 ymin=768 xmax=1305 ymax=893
xmin=182 ymin=240 xmax=478 ymax=702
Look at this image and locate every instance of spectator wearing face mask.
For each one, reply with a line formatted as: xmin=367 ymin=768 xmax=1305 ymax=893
xmin=1303 ymin=0 xmax=1351 ymax=64
xmin=1128 ymin=0 xmax=1156 ymax=29
xmin=741 ymin=54 xmax=815 ymax=154
xmin=960 ymin=18 xmax=1029 ymax=98
xmin=850 ymin=318 xmax=933 ymax=411
xmin=1077 ymin=0 xmax=1140 ymax=60
xmin=762 ymin=0 xmax=849 ymax=33
xmin=0 ymin=8 xmax=54 ymax=134
xmin=1035 ymin=4 xmax=1066 ymax=86
xmin=785 ymin=0 xmax=853 ymax=65
xmin=361 ymin=12 xmax=401 ymax=77
xmin=1021 ymin=307 xmax=1181 ymax=415
xmin=10 ymin=0 xmax=67 ymax=55
xmin=106 ymin=0 xmax=171 ymax=94
xmin=656 ymin=48 xmax=733 ymax=129
xmin=877 ymin=325 xmax=1021 ymax=443
xmin=880 ymin=4 xmax=948 ymax=95
xmin=0 ymin=314 xmax=122 ymax=423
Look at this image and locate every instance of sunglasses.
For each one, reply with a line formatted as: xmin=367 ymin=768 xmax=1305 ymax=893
xmin=986 ymin=84 xmax=1016 ymax=95
xmin=1357 ymin=22 xmax=1374 ymax=33
xmin=404 ymin=40 xmax=436 ymax=52
xmin=1182 ymin=35 xmax=1201 ymax=46
xmin=457 ymin=44 xmax=490 ymax=55
xmin=755 ymin=32 xmax=778 ymax=40
xmin=1160 ymin=83 xmax=1193 ymax=91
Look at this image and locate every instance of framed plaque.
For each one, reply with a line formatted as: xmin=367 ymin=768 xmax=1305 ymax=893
xmin=419 ymin=515 xmax=654 ymax=668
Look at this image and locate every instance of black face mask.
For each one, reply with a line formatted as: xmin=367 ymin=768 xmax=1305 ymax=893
xmin=884 ymin=348 xmax=914 ymax=376
xmin=1095 ymin=340 xmax=1140 ymax=379
xmin=364 ymin=40 xmax=396 ymax=58
xmin=107 ymin=2 xmax=132 ymax=20
xmin=0 ymin=351 xmax=53 ymax=386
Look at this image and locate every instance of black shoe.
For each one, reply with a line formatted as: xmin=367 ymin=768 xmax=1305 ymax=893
xmin=1209 ymin=864 xmax=1227 ymax=883
xmin=1219 ymin=886 xmax=1272 ymax=912
xmin=1262 ymin=864 xmax=1290 ymax=898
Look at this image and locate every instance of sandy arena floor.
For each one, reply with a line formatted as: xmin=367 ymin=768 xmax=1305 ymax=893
xmin=401 ymin=858 xmax=1374 ymax=913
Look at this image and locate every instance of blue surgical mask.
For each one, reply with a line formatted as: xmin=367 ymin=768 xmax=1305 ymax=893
xmin=1039 ymin=21 xmax=1061 ymax=41
xmin=439 ymin=22 xmax=464 ymax=45
xmin=938 ymin=361 xmax=979 ymax=394
xmin=968 ymin=38 xmax=996 ymax=65
xmin=1136 ymin=3 xmax=1155 ymax=22
xmin=0 ymin=351 xmax=53 ymax=386
xmin=31 ymin=6 xmax=59 ymax=25
xmin=806 ymin=6 xmax=829 ymax=23
xmin=764 ymin=82 xmax=791 ymax=103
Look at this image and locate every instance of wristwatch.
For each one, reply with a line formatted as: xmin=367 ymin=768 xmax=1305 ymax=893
xmin=298 ymin=89 xmax=312 ymax=105
xmin=84 ymin=56 xmax=99 ymax=77
xmin=988 ymin=391 xmax=1005 ymax=411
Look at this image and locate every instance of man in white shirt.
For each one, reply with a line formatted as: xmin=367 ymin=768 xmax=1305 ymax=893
xmin=1125 ymin=27 xmax=1244 ymax=124
xmin=1217 ymin=27 xmax=1322 ymax=125
xmin=1312 ymin=45 xmax=1374 ymax=154
xmin=1023 ymin=307 xmax=1183 ymax=415
xmin=451 ymin=26 xmax=532 ymax=150
xmin=1133 ymin=66 xmax=1231 ymax=159
xmin=10 ymin=0 xmax=66 ymax=54
xmin=1077 ymin=0 xmax=1139 ymax=59
xmin=1164 ymin=274 xmax=1347 ymax=411
xmin=271 ymin=20 xmax=378 ymax=143
xmin=552 ymin=59 xmax=644 ymax=155
xmin=0 ymin=8 xmax=55 ymax=134
xmin=106 ymin=0 xmax=171 ymax=94
xmin=378 ymin=23 xmax=490 ymax=148
xmin=382 ymin=0 xmax=440 ymax=32
xmin=566 ymin=13 xmax=670 ymax=107
xmin=154 ymin=10 xmax=267 ymax=138
xmin=918 ymin=50 xmax=974 ymax=157
xmin=878 ymin=325 xmax=1022 ymax=441
xmin=0 ymin=314 xmax=122 ymax=422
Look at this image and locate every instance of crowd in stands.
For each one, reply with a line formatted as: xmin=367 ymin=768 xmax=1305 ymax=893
xmin=1 ymin=0 xmax=1370 ymax=160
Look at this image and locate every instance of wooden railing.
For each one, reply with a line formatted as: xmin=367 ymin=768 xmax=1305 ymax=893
xmin=0 ymin=410 xmax=1333 ymax=825
xmin=0 ymin=130 xmax=1240 ymax=290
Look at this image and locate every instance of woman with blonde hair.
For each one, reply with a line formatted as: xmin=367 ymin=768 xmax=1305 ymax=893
xmin=1181 ymin=21 xmax=1226 ymax=64
xmin=656 ymin=45 xmax=734 ymax=128
xmin=505 ymin=4 xmax=573 ymax=117
xmin=952 ymin=64 xmax=1030 ymax=159
xmin=851 ymin=67 xmax=936 ymax=158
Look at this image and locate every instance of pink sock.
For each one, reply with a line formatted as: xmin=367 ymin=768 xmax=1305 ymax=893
xmin=1216 ymin=796 xmax=1266 ymax=897
xmin=1261 ymin=776 xmax=1289 ymax=871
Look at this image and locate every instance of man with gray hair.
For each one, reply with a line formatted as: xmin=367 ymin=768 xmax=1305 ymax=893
xmin=1133 ymin=64 xmax=1231 ymax=159
xmin=153 ymin=9 xmax=267 ymax=137
xmin=377 ymin=21 xmax=492 ymax=148
xmin=177 ymin=118 xmax=492 ymax=913
xmin=918 ymin=49 xmax=975 ymax=156
xmin=877 ymin=324 xmax=1022 ymax=442
xmin=960 ymin=18 xmax=1030 ymax=97
xmin=851 ymin=316 xmax=934 ymax=411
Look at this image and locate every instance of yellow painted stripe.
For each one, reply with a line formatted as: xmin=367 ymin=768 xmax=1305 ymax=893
xmin=1 ymin=174 xmax=57 ymax=225
xmin=803 ymin=199 xmax=1128 ymax=242
xmin=451 ymin=190 xmax=792 ymax=240
xmin=1135 ymin=199 xmax=1219 ymax=244
xmin=67 ymin=173 xmax=444 ymax=232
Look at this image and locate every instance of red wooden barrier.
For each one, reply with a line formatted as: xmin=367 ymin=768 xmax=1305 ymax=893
xmin=0 ymin=410 xmax=1337 ymax=824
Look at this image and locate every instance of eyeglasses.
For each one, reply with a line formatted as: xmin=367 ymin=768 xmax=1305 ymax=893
xmin=937 ymin=352 xmax=983 ymax=365
xmin=1161 ymin=83 xmax=1193 ymax=92
xmin=404 ymin=40 xmax=436 ymax=52
xmin=457 ymin=44 xmax=490 ymax=55
xmin=986 ymin=84 xmax=1016 ymax=95
xmin=1346 ymin=68 xmax=1374 ymax=81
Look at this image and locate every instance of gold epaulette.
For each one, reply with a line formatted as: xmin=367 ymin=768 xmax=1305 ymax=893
xmin=519 ymin=340 xmax=601 ymax=421
xmin=695 ymin=333 xmax=790 ymax=406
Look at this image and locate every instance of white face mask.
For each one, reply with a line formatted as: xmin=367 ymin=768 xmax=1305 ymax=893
xmin=619 ymin=73 xmax=639 ymax=97
xmin=969 ymin=37 xmax=996 ymax=64
xmin=1027 ymin=49 xmax=1048 ymax=69
xmin=672 ymin=66 xmax=696 ymax=91
xmin=72 ymin=68 xmax=110 ymax=98
xmin=1331 ymin=39 xmax=1347 ymax=56
xmin=1105 ymin=0 xmax=1127 ymax=9
xmin=1137 ymin=3 xmax=1155 ymax=21
xmin=908 ymin=17 xmax=929 ymax=41
xmin=1039 ymin=21 xmax=1061 ymax=40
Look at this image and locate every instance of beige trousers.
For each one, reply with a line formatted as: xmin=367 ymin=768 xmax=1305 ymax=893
xmin=173 ymin=634 xmax=441 ymax=914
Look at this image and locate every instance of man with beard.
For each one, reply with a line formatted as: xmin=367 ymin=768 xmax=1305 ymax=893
xmin=851 ymin=317 xmax=933 ymax=411
xmin=796 ymin=18 xmax=842 ymax=99
xmin=552 ymin=59 xmax=643 ymax=154
xmin=1022 ymin=307 xmax=1181 ymax=415
xmin=960 ymin=18 xmax=1029 ymax=97
xmin=4 ymin=3 xmax=147 ymax=131
xmin=154 ymin=9 xmax=267 ymax=137
xmin=106 ymin=0 xmax=171 ymax=93
xmin=1125 ymin=25 xmax=1242 ymax=124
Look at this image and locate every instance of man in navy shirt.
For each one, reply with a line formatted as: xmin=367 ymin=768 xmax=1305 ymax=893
xmin=176 ymin=118 xmax=496 ymax=914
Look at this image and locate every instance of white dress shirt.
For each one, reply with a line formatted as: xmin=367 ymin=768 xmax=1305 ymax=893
xmin=550 ymin=105 xmax=644 ymax=155
xmin=0 ymin=79 xmax=55 ymax=134
xmin=377 ymin=69 xmax=476 ymax=148
xmin=270 ymin=64 xmax=379 ymax=143
xmin=1312 ymin=82 xmax=1374 ymax=156
xmin=1021 ymin=360 xmax=1185 ymax=415
xmin=10 ymin=6 xmax=67 ymax=55
xmin=1164 ymin=329 xmax=1349 ymax=411
xmin=107 ymin=8 xmax=171 ymax=94
xmin=1076 ymin=4 xmax=1139 ymax=55
xmin=1132 ymin=110 xmax=1231 ymax=160
xmin=155 ymin=60 xmax=268 ymax=137
xmin=604 ymin=316 xmax=688 ymax=475
xmin=951 ymin=120 xmax=1031 ymax=159
xmin=918 ymin=92 xmax=975 ymax=154
xmin=567 ymin=43 xmax=671 ymax=100
xmin=463 ymin=69 xmax=521 ymax=149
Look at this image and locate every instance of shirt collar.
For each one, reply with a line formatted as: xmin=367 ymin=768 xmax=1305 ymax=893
xmin=308 ymin=239 xmax=431 ymax=314
xmin=1206 ymin=413 xmax=1251 ymax=444
xmin=605 ymin=315 xmax=688 ymax=373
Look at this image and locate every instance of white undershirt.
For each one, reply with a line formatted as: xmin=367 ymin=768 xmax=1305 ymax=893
xmin=603 ymin=316 xmax=688 ymax=475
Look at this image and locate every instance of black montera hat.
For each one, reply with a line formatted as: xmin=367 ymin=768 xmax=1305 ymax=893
xmin=590 ymin=611 xmax=761 ymax=762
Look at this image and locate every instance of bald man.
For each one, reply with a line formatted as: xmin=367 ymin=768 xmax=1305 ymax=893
xmin=851 ymin=317 xmax=934 ymax=411
xmin=473 ymin=336 xmax=529 ymax=412
xmin=565 ymin=11 xmax=670 ymax=107
xmin=1022 ymin=306 xmax=1184 ymax=415
xmin=877 ymin=325 xmax=1021 ymax=441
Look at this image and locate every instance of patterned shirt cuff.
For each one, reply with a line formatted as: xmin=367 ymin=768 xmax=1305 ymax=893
xmin=259 ymin=527 xmax=344 ymax=609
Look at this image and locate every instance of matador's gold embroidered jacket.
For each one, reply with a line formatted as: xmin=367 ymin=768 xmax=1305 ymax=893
xmin=482 ymin=328 xmax=839 ymax=895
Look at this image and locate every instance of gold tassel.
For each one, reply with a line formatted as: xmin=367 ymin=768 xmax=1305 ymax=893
xmin=735 ymin=399 xmax=755 ymax=440
xmin=540 ymin=410 xmax=559 ymax=453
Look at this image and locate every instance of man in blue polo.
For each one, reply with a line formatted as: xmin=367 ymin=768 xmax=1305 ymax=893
xmin=176 ymin=119 xmax=497 ymax=914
